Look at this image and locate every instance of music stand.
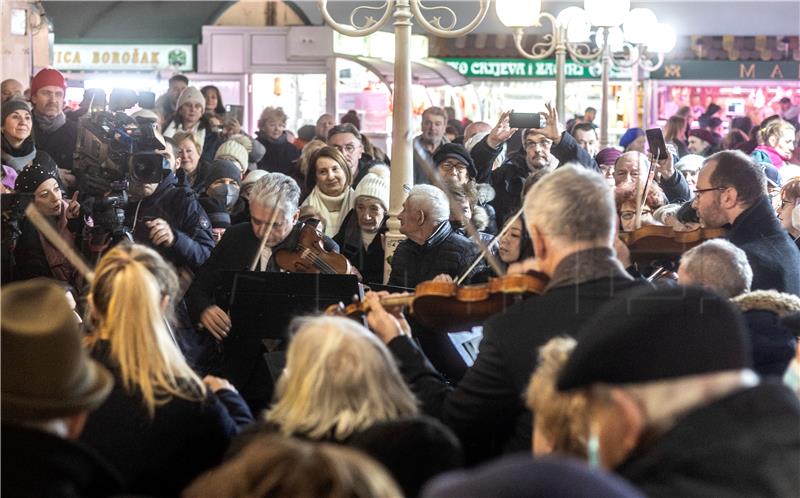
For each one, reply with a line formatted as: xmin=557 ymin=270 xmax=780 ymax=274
xmin=221 ymin=271 xmax=362 ymax=404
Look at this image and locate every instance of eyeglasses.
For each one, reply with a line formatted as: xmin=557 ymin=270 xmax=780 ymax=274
xmin=693 ymin=186 xmax=727 ymax=196
xmin=333 ymin=143 xmax=359 ymax=154
xmin=525 ymin=140 xmax=552 ymax=150
xmin=439 ymin=161 xmax=467 ymax=173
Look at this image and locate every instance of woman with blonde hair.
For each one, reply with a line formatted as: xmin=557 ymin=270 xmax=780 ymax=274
xmin=752 ymin=119 xmax=796 ymax=172
xmin=80 ymin=243 xmax=252 ymax=497
xmin=301 ymin=146 xmax=356 ymax=237
xmin=256 ymin=106 xmax=301 ymax=180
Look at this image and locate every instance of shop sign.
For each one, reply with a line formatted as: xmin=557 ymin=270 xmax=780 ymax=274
xmin=54 ymin=44 xmax=194 ymax=72
xmin=441 ymin=58 xmax=629 ymax=80
xmin=651 ymin=60 xmax=800 ymax=80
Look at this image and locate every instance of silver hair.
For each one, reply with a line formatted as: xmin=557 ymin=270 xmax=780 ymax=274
xmin=406 ymin=184 xmax=449 ymax=225
xmin=523 ymin=164 xmax=614 ymax=243
xmin=679 ymin=239 xmax=753 ymax=298
xmin=248 ymin=172 xmax=301 ymax=221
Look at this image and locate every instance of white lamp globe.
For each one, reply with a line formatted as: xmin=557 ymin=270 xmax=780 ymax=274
xmin=496 ymin=0 xmax=542 ymax=28
xmin=648 ymin=23 xmax=677 ymax=53
xmin=623 ymin=8 xmax=658 ymax=44
xmin=596 ymin=26 xmax=626 ymax=52
xmin=557 ymin=6 xmax=591 ymax=43
xmin=584 ymin=0 xmax=630 ymax=28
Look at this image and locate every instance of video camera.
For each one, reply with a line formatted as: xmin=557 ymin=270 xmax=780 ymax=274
xmin=73 ymin=88 xmax=168 ymax=244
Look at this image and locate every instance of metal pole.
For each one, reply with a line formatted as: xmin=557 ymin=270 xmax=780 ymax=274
xmin=599 ymin=28 xmax=611 ymax=148
xmin=629 ymin=62 xmax=639 ymax=128
xmin=383 ymin=0 xmax=414 ymax=283
xmin=642 ymin=77 xmax=651 ymax=128
xmin=554 ymin=25 xmax=567 ymax=121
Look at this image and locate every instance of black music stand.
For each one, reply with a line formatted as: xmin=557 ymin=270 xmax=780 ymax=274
xmin=221 ymin=271 xmax=362 ymax=407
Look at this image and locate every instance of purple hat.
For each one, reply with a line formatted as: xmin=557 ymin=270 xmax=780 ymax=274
xmin=595 ymin=147 xmax=623 ymax=166
xmin=688 ymin=128 xmax=715 ymax=145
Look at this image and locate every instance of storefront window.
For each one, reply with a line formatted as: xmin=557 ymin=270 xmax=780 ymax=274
xmin=252 ymin=73 xmax=326 ymax=136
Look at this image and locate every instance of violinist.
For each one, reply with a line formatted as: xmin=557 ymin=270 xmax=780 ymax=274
xmin=368 ymin=165 xmax=641 ymax=461
xmin=185 ymin=172 xmax=339 ymax=343
xmin=693 ymin=150 xmax=800 ymax=294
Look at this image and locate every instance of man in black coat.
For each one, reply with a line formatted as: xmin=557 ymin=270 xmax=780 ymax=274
xmin=369 ymin=166 xmax=640 ymax=461
xmin=29 ymin=68 xmax=79 ymax=173
xmin=557 ymin=285 xmax=800 ymax=498
xmin=693 ymin=150 xmax=800 ymax=295
xmin=388 ymin=184 xmax=479 ymax=288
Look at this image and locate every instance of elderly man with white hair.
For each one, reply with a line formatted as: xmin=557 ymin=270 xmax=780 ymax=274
xmin=388 ymin=184 xmax=478 ymax=288
xmin=369 ymin=165 xmax=643 ymax=461
xmin=678 ymin=238 xmax=753 ymax=298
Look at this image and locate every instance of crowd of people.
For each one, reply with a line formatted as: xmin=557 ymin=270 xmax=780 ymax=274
xmin=2 ymin=68 xmax=799 ymax=497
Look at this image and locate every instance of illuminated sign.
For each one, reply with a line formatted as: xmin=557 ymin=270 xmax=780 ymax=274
xmin=441 ymin=58 xmax=630 ymax=80
xmin=54 ymin=44 xmax=194 ymax=72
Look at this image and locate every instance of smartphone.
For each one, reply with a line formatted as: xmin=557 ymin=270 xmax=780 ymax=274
xmin=509 ymin=112 xmax=543 ymax=129
xmin=225 ymin=104 xmax=244 ymax=124
xmin=645 ymin=128 xmax=669 ymax=161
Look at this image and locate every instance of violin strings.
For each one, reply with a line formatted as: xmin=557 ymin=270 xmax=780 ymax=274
xmin=298 ymin=245 xmax=337 ymax=274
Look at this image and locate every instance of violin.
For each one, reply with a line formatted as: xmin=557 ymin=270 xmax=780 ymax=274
xmin=326 ymin=271 xmax=549 ymax=331
xmin=274 ymin=221 xmax=353 ymax=274
xmin=619 ymin=225 xmax=728 ymax=267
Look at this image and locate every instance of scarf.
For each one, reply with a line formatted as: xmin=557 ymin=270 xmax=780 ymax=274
xmin=544 ymin=247 xmax=633 ymax=292
xmin=753 ymin=145 xmax=786 ymax=168
xmin=34 ymin=110 xmax=67 ymax=134
xmin=301 ymin=186 xmax=355 ymax=237
xmin=1 ymin=135 xmax=37 ymax=171
xmin=39 ymin=199 xmax=83 ymax=290
xmin=164 ymin=120 xmax=206 ymax=148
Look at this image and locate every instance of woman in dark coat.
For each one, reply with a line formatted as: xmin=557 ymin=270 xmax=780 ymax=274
xmin=80 ymin=244 xmax=252 ymax=497
xmin=255 ymin=106 xmax=301 ymax=181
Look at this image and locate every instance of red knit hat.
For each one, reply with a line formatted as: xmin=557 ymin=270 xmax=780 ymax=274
xmin=30 ymin=68 xmax=66 ymax=96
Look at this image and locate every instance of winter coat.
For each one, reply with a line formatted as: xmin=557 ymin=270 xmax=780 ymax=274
xmin=163 ymin=118 xmax=223 ymax=164
xmin=176 ymin=159 xmax=214 ymax=194
xmin=124 ymin=173 xmax=214 ymax=271
xmin=727 ymin=194 xmax=800 ymax=295
xmin=32 ymin=114 xmax=78 ymax=170
xmin=333 ymin=209 xmax=387 ymax=285
xmin=616 ymin=382 xmax=800 ymax=498
xmin=256 ymin=132 xmax=302 ymax=182
xmin=388 ymin=221 xmax=479 ymax=288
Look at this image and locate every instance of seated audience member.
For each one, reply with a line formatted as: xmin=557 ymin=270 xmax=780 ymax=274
xmin=526 ymin=337 xmax=588 ymax=458
xmin=369 ymin=166 xmax=640 ymax=461
xmin=557 ymin=285 xmax=800 ymax=498
xmin=678 ymin=239 xmax=752 ymax=299
xmin=184 ymin=435 xmax=402 ymax=498
xmin=675 ymin=153 xmax=704 ymax=190
xmin=334 ymin=165 xmax=390 ymax=284
xmin=228 ymin=316 xmax=461 ymax=494
xmin=327 ymin=123 xmax=378 ymax=187
xmin=693 ymin=150 xmax=800 ymax=294
xmin=687 ymin=128 xmax=717 ymax=157
xmin=776 ymin=177 xmax=800 ymax=249
xmin=174 ymin=130 xmax=212 ymax=193
xmin=13 ymin=162 xmax=84 ymax=289
xmin=2 ymin=279 xmax=121 ymax=497
xmin=256 ymin=106 xmax=301 ymax=181
xmin=301 ymin=146 xmax=355 ymax=237
xmin=80 ymin=244 xmax=252 ymax=496
xmin=163 ymin=87 xmax=223 ymax=163
xmin=421 ymin=456 xmax=644 ymax=498
xmin=614 ymin=151 xmax=691 ymax=204
xmin=595 ymin=147 xmax=622 ymax=187
xmin=619 ymin=127 xmax=646 ymax=153
xmin=388 ymin=184 xmax=479 ymax=288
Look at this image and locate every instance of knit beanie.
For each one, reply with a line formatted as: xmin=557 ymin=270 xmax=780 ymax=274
xmin=227 ymin=133 xmax=253 ymax=153
xmin=353 ymin=165 xmax=390 ymax=210
xmin=30 ymin=68 xmax=66 ymax=96
xmin=205 ymin=159 xmax=242 ymax=186
xmin=214 ymin=140 xmax=249 ymax=173
xmin=594 ymin=147 xmax=622 ymax=166
xmin=618 ymin=128 xmax=644 ymax=149
xmin=176 ymin=86 xmax=205 ymax=111
xmin=15 ymin=162 xmax=59 ymax=193
xmin=675 ymin=154 xmax=704 ymax=173
xmin=2 ymin=98 xmax=31 ymax=124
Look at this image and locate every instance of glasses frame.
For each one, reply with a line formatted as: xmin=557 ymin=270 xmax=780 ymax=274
xmin=693 ymin=186 xmax=727 ymax=196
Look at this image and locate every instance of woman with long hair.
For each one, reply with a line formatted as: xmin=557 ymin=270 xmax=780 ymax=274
xmin=80 ymin=243 xmax=252 ymax=497
xmin=173 ymin=130 xmax=213 ymax=193
xmin=200 ymin=85 xmax=226 ymax=116
xmin=664 ymin=115 xmax=688 ymax=157
xmin=301 ymin=146 xmax=355 ymax=237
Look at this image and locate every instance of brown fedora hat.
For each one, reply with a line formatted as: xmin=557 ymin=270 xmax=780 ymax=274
xmin=2 ymin=279 xmax=113 ymax=422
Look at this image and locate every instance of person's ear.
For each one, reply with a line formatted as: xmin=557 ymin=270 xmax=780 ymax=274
xmin=529 ymin=223 xmax=546 ymax=262
xmin=66 ymin=411 xmax=89 ymax=440
xmin=160 ymin=295 xmax=170 ymax=314
xmin=291 ymin=210 xmax=299 ymax=225
xmin=719 ymin=187 xmax=739 ymax=209
xmin=610 ymin=389 xmax=646 ymax=456
xmin=417 ymin=209 xmax=426 ymax=226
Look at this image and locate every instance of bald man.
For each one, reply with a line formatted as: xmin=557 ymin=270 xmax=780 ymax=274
xmin=1 ymin=79 xmax=23 ymax=103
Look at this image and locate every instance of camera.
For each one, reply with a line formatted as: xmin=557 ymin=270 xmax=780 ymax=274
xmin=73 ymin=88 xmax=168 ymax=244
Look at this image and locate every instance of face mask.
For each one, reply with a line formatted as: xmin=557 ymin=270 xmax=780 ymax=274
xmin=210 ymin=184 xmax=239 ymax=209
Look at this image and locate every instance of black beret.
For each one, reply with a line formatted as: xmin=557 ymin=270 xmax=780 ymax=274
xmin=205 ymin=159 xmax=242 ymax=187
xmin=15 ymin=162 xmax=59 ymax=193
xmin=433 ymin=143 xmax=477 ymax=180
xmin=557 ymin=286 xmax=751 ymax=391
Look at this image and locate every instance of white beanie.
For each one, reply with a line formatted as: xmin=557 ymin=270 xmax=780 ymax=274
xmin=176 ymin=86 xmax=205 ymax=110
xmin=676 ymin=154 xmax=704 ymax=173
xmin=354 ymin=165 xmax=390 ymax=210
xmin=241 ymin=169 xmax=268 ymax=188
xmin=215 ymin=139 xmax=249 ymax=173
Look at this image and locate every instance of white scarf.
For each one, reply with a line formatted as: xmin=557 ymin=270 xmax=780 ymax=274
xmin=164 ymin=121 xmax=206 ymax=151
xmin=301 ymin=186 xmax=354 ymax=237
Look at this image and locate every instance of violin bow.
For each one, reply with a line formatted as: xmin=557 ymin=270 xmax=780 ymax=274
xmin=249 ymin=190 xmax=284 ymax=271
xmin=456 ymin=207 xmax=524 ymax=285
xmin=24 ymin=203 xmax=94 ymax=283
xmin=411 ymin=138 xmax=505 ymax=280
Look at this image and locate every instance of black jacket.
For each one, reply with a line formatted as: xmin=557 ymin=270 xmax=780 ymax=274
xmin=1 ymin=424 xmax=123 ymax=498
xmin=176 ymin=159 xmax=214 ymax=194
xmin=125 ymin=173 xmax=214 ymax=271
xmin=617 ymin=382 xmax=800 ymax=498
xmin=728 ymin=195 xmax=800 ymax=295
xmin=388 ymin=221 xmax=479 ymax=288
xmin=333 ymin=209 xmax=387 ymax=285
xmin=32 ymin=115 xmax=78 ymax=170
xmin=79 ymin=340 xmax=252 ymax=497
xmin=256 ymin=132 xmax=302 ymax=182
xmin=388 ymin=274 xmax=642 ymax=460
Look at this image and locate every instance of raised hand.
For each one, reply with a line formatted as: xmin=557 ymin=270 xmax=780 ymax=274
xmin=487 ymin=110 xmax=518 ymax=149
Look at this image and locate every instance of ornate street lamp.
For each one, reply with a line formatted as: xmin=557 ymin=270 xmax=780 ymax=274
xmin=318 ymin=0 xmax=491 ymax=279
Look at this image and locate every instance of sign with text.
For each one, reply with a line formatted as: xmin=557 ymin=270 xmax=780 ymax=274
xmin=54 ymin=44 xmax=194 ymax=72
xmin=651 ymin=60 xmax=800 ymax=81
xmin=441 ymin=58 xmax=630 ymax=80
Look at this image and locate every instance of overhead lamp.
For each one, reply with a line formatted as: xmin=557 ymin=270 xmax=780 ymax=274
xmin=623 ymin=8 xmax=658 ymax=45
xmin=495 ymin=0 xmax=542 ymax=28
xmin=647 ymin=22 xmax=677 ymax=54
xmin=556 ymin=6 xmax=591 ymax=43
xmin=584 ymin=0 xmax=630 ymax=28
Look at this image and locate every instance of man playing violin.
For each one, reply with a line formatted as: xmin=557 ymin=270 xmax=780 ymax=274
xmin=368 ymin=165 xmax=642 ymax=461
xmin=692 ymin=150 xmax=800 ymax=295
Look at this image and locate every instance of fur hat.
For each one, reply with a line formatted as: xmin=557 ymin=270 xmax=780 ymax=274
xmin=176 ymin=86 xmax=205 ymax=111
xmin=215 ymin=139 xmax=249 ymax=173
xmin=30 ymin=68 xmax=66 ymax=96
xmin=353 ymin=165 xmax=390 ymax=210
xmin=2 ymin=279 xmax=113 ymax=422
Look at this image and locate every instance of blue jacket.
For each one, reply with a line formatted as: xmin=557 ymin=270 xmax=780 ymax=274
xmin=125 ymin=173 xmax=214 ymax=271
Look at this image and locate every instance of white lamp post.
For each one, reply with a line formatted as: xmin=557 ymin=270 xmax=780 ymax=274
xmin=318 ymin=0 xmax=491 ymax=281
